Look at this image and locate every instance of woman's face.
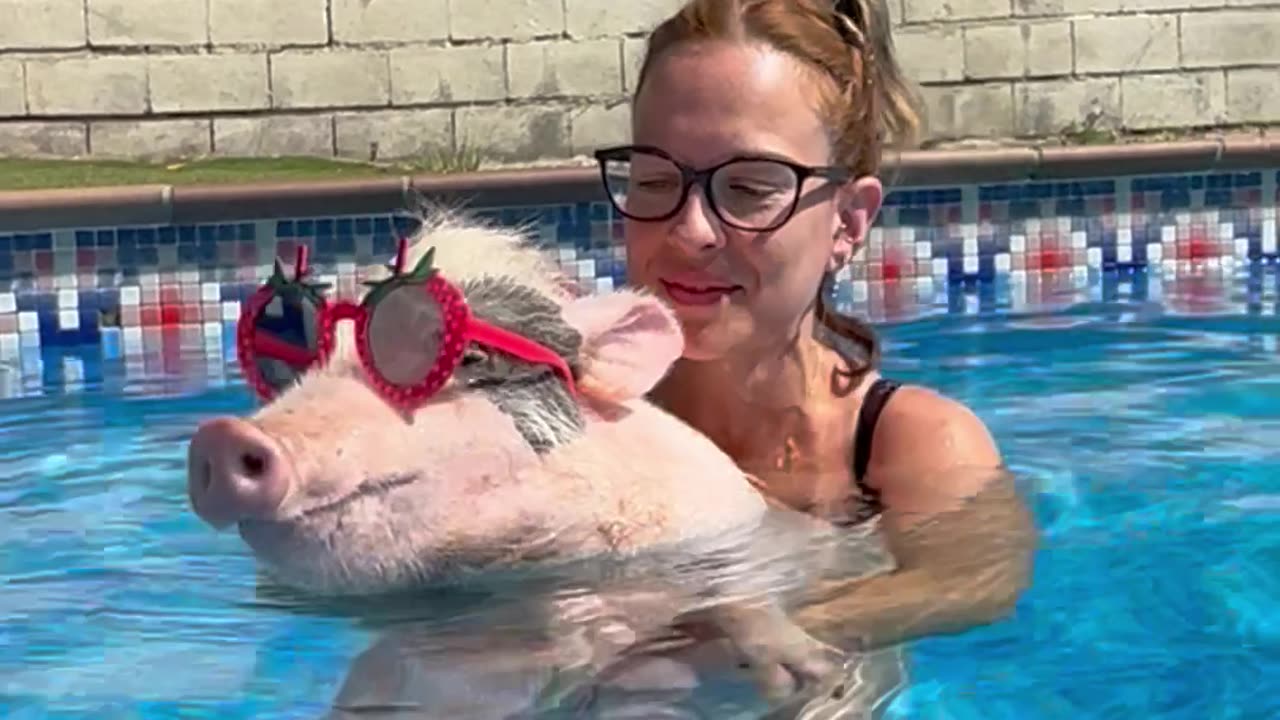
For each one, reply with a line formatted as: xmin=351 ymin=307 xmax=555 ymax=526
xmin=624 ymin=40 xmax=882 ymax=362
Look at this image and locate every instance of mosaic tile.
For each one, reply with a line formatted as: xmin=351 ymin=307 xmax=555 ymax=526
xmin=0 ymin=172 xmax=1278 ymax=356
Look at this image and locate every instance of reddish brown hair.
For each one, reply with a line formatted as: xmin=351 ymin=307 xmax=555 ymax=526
xmin=632 ymin=0 xmax=923 ymax=370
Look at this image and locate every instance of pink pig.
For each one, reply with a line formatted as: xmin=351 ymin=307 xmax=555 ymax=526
xmin=185 ymin=211 xmax=903 ymax=718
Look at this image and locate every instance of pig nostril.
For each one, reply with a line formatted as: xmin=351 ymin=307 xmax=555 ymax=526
xmin=240 ymin=451 xmax=268 ymax=478
xmin=200 ymin=461 xmax=212 ymax=492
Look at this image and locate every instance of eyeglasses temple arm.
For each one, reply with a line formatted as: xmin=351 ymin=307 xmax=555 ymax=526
xmin=251 ymin=332 xmax=318 ymax=368
xmin=466 ymin=320 xmax=578 ymax=396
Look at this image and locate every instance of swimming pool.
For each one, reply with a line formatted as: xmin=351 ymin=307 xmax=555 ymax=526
xmin=3 ymin=149 xmax=1279 ymax=717
xmin=3 ymin=273 xmax=1279 ymax=718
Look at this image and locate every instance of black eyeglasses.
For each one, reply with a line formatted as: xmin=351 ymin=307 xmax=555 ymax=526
xmin=593 ymin=145 xmax=851 ymax=233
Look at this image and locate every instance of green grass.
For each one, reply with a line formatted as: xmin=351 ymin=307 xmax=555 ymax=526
xmin=0 ymin=146 xmax=487 ymax=192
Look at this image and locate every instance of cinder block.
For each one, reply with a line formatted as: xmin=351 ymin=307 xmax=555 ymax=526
xmin=1016 ymin=0 xmax=1120 ymax=14
xmin=964 ymin=21 xmax=1072 ymax=79
xmin=90 ymin=119 xmax=212 ymax=160
xmin=0 ymin=0 xmax=84 ymax=50
xmin=26 ymin=56 xmax=149 ymax=115
xmin=331 ymin=0 xmax=449 ymax=43
xmin=0 ymin=122 xmax=88 ymax=157
xmin=210 ymin=0 xmax=328 ymax=46
xmin=1121 ymin=71 xmax=1227 ymax=130
xmin=214 ymin=115 xmax=335 ymax=157
xmin=622 ymin=37 xmax=647 ymax=93
xmin=449 ymin=0 xmax=564 ymax=41
xmin=1014 ymin=78 xmax=1120 ymax=136
xmin=454 ymin=104 xmax=570 ymax=162
xmin=0 ymin=59 xmax=23 ymax=117
xmin=272 ymin=51 xmax=391 ymax=109
xmin=1124 ymin=0 xmax=1221 ymax=10
xmin=507 ymin=39 xmax=623 ymax=98
xmin=565 ymin=0 xmax=682 ymax=38
xmin=334 ymin=109 xmax=453 ymax=161
xmin=919 ymin=83 xmax=1016 ymax=139
xmin=87 ymin=0 xmax=207 ymax=46
xmin=1074 ymin=14 xmax=1178 ymax=75
xmin=898 ymin=26 xmax=965 ymax=83
xmin=391 ymin=45 xmax=506 ymax=104
xmin=1226 ymin=68 xmax=1280 ymax=124
xmin=150 ymin=54 xmax=270 ymax=113
xmin=570 ymin=102 xmax=630 ymax=155
xmin=1181 ymin=10 xmax=1280 ymax=68
xmin=904 ymin=0 xmax=1011 ymax=23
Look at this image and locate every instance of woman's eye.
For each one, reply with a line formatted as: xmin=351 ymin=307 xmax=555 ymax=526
xmin=461 ymin=349 xmax=488 ymax=366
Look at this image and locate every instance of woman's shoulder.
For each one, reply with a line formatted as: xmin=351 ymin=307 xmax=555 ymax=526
xmin=859 ymin=380 xmax=1003 ymax=499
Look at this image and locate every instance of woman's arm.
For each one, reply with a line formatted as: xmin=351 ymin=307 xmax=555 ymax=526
xmin=792 ymin=386 xmax=1038 ymax=651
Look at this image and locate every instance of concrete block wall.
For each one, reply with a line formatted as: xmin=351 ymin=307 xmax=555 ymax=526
xmin=0 ymin=0 xmax=1276 ymax=164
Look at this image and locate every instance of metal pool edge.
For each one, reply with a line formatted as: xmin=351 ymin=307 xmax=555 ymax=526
xmin=1 ymin=136 xmax=1278 ymax=232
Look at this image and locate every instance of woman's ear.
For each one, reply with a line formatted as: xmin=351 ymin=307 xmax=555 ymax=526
xmin=827 ymin=176 xmax=884 ymax=273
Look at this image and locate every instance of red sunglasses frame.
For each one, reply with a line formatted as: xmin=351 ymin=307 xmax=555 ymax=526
xmin=236 ymin=238 xmax=578 ymax=410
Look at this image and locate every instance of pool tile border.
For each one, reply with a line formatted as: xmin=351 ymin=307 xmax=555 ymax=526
xmin=1 ymin=140 xmax=1279 ymax=371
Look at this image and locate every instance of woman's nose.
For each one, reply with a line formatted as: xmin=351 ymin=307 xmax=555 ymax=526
xmin=668 ymin=187 xmax=726 ymax=255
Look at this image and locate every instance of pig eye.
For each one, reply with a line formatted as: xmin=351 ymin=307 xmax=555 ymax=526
xmin=460 ymin=347 xmax=488 ymax=367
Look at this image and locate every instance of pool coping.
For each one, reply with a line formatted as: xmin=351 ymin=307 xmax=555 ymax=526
xmin=1 ymin=136 xmax=1277 ymax=232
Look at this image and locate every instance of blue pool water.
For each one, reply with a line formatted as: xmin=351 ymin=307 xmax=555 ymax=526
xmin=3 ymin=287 xmax=1280 ymax=719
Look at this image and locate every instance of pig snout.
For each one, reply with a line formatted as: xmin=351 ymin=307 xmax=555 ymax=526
xmin=187 ymin=417 xmax=293 ymax=530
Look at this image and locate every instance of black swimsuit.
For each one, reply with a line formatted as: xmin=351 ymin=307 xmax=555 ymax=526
xmin=840 ymin=376 xmax=902 ymax=526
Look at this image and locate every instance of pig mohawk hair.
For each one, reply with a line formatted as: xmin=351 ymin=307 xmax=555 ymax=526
xmin=323 ymin=199 xmax=589 ymax=370
xmin=368 ymin=197 xmax=580 ymax=305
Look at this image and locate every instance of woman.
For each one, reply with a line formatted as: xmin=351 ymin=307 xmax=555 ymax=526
xmin=592 ymin=0 xmax=1038 ymax=709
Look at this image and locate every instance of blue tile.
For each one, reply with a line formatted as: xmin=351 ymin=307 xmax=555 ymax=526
xmin=178 ymin=225 xmax=197 ymax=244
xmin=1056 ymin=197 xmax=1085 ymax=216
xmin=354 ymin=217 xmax=372 ymax=235
xmin=296 ymin=219 xmax=315 ymax=237
xmin=75 ymin=231 xmax=95 ymax=248
xmin=158 ymin=227 xmax=177 ymax=245
xmin=138 ymin=228 xmax=157 ymax=246
xmin=96 ymin=230 xmax=115 ymax=247
xmin=238 ymin=223 xmax=255 ymax=241
xmin=336 ymin=218 xmax=353 ymax=237
xmin=218 ymin=224 xmax=237 ymax=241
xmin=316 ymin=219 xmax=334 ymax=238
xmin=276 ymin=220 xmax=295 ymax=237
xmin=1160 ymin=188 xmax=1192 ymax=209
xmin=199 ymin=225 xmax=217 ymax=243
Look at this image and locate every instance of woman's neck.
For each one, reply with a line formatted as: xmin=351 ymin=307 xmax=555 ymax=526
xmin=659 ymin=312 xmax=844 ymax=414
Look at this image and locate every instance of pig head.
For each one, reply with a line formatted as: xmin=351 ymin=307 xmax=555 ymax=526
xmin=185 ymin=212 xmax=771 ymax=597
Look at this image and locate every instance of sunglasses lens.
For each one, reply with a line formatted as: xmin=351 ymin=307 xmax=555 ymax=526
xmin=367 ymin=284 xmax=444 ymax=387
xmin=250 ymin=290 xmax=320 ymax=392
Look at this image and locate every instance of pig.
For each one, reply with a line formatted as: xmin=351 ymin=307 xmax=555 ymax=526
xmin=185 ymin=207 xmax=904 ymax=718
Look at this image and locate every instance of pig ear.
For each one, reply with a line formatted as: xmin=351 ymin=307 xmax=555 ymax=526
xmin=560 ymin=289 xmax=684 ymax=403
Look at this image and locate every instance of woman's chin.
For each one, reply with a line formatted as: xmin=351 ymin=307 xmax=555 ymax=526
xmin=677 ymin=320 xmax=753 ymax=362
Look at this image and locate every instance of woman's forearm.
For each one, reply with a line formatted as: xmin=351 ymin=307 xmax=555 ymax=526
xmin=793 ymin=550 xmax=1030 ymax=651
xmin=798 ymin=476 xmax=1038 ymax=652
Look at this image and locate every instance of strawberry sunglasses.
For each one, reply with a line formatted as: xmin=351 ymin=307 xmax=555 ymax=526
xmin=237 ymin=238 xmax=577 ymax=409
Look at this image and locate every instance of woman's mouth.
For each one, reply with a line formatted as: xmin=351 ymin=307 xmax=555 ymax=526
xmin=659 ymin=278 xmax=743 ymax=307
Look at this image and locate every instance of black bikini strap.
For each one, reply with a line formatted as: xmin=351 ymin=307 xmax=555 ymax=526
xmin=853 ymin=377 xmax=902 ymax=491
